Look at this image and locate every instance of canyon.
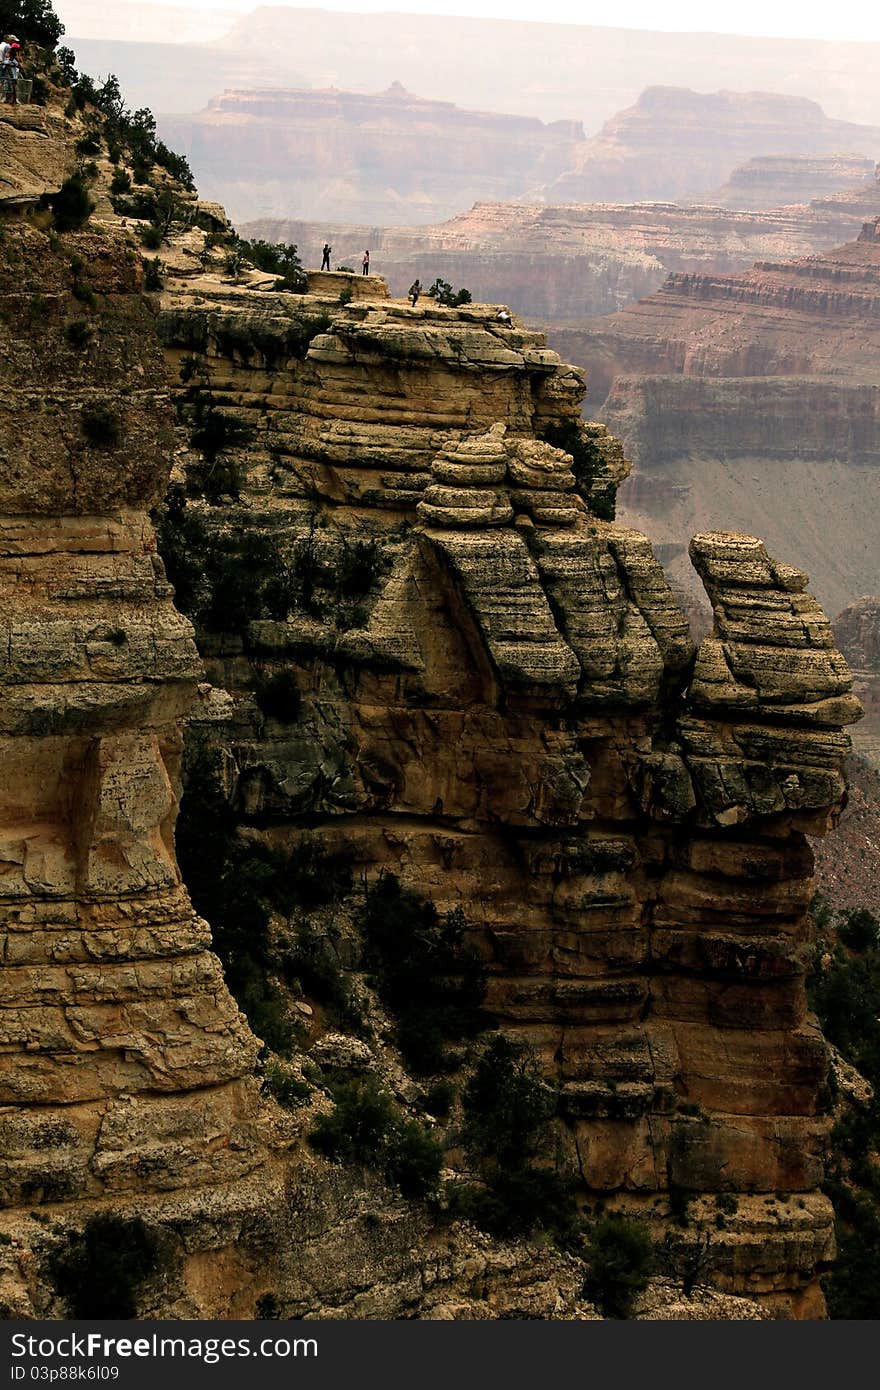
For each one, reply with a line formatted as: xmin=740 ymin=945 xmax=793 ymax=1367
xmin=159 ymin=83 xmax=586 ymax=227
xmin=67 ymin=11 xmax=880 ymax=132
xmin=546 ymin=220 xmax=880 ymax=623
xmin=0 ymin=74 xmax=866 ymax=1319
xmin=244 ymin=175 xmax=880 ymax=323
xmin=166 ymin=83 xmax=880 ymax=229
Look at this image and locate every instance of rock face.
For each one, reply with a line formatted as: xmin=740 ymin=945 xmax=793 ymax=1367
xmin=546 ymin=87 xmax=880 ymax=205
xmin=159 ymin=84 xmax=585 ymax=226
xmin=153 ymin=254 xmax=861 ymax=1314
xmin=164 ymin=80 xmax=880 ymax=231
xmin=0 ymin=200 xmax=279 ymax=1313
xmin=553 ymin=219 xmax=880 ymax=619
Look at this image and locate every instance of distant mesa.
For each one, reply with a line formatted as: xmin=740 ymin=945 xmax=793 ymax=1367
xmin=545 ymin=86 xmax=880 ymax=205
xmin=160 ymin=82 xmax=880 ymax=228
xmin=158 ymin=82 xmax=587 ymax=226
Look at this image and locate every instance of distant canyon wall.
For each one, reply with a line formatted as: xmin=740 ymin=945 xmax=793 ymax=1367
xmin=168 ymin=84 xmax=880 ymax=228
xmin=552 ymin=221 xmax=880 ymax=618
xmin=242 ymin=182 xmax=880 ymax=323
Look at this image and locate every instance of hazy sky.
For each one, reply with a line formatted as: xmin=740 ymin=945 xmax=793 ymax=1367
xmin=56 ymin=0 xmax=880 ymax=44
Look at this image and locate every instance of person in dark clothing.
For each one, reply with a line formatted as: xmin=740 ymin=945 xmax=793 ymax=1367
xmin=409 ymin=279 xmax=421 ymax=307
xmin=321 ymin=243 xmax=331 ymax=270
xmin=362 ymin=250 xmax=370 ymax=275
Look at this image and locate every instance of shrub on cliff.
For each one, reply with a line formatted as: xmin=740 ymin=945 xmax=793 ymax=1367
xmin=462 ymin=1035 xmax=556 ymax=1168
xmin=538 ymin=420 xmax=614 ymax=521
xmin=176 ymin=750 xmax=354 ymax=1054
xmin=236 ymin=237 xmax=308 ymax=293
xmin=360 ymin=874 xmax=486 ymax=1073
xmin=49 ymin=175 xmax=93 ymax=232
xmin=584 ymin=1215 xmax=654 ymax=1318
xmin=452 ymin=1036 xmax=578 ymax=1243
xmin=309 ymin=1077 xmax=442 ymax=1200
xmin=839 ymin=908 xmax=880 ymax=953
xmin=49 ymin=1214 xmax=167 ymax=1319
xmin=428 ymin=278 xmax=472 ymax=307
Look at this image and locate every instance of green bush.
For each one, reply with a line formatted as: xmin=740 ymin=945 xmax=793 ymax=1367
xmin=65 ymin=319 xmax=92 ymax=348
xmin=310 ymin=1077 xmax=442 ymax=1200
xmin=236 ymin=237 xmax=308 ymax=292
xmin=188 ymin=396 xmax=254 ymax=468
xmin=81 ymin=401 xmax=121 ymax=447
xmin=538 ymin=420 xmax=614 ymax=521
xmin=824 ymin=1187 xmax=880 ymax=1319
xmin=143 ymin=257 xmax=163 ymax=291
xmin=462 ymin=1035 xmax=555 ymax=1168
xmin=152 ymin=484 xmax=210 ymax=616
xmin=254 ymin=668 xmax=301 ymax=722
xmin=262 ymin=1060 xmax=311 ymax=1110
xmin=584 ymin=1215 xmax=654 ymax=1318
xmin=810 ymin=946 xmax=880 ymax=1088
xmin=48 ymin=1214 xmax=166 ymax=1319
xmin=386 ymin=1117 xmax=443 ymax=1199
xmin=360 ymin=875 xmax=486 ymax=1074
xmin=839 ymin=908 xmax=880 ymax=953
xmin=424 ymin=1080 xmax=455 ymax=1118
xmin=140 ymin=223 xmax=163 ymax=250
xmin=49 ymin=175 xmax=93 ymax=233
xmin=75 ymin=134 xmax=102 ymax=157
xmin=110 ymin=167 xmax=132 ymax=195
xmin=175 ymin=751 xmax=354 ymax=1053
xmin=455 ymin=1035 xmax=579 ymax=1243
xmin=428 ymin=278 xmax=472 ymax=307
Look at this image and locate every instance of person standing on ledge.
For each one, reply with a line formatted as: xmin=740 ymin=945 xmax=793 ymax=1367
xmin=321 ymin=243 xmax=332 ymax=270
xmin=409 ymin=278 xmax=421 ymax=307
xmin=362 ymin=249 xmax=370 ymax=275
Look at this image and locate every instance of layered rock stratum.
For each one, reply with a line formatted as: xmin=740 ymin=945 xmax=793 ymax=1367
xmin=706 ymin=155 xmax=876 ymax=210
xmin=159 ymin=83 xmax=585 ymax=226
xmin=552 ymin=219 xmax=880 ymax=621
xmin=546 ymin=87 xmax=880 ymax=205
xmin=166 ymin=83 xmax=880 ymax=229
xmin=0 ymin=88 xmax=865 ymax=1318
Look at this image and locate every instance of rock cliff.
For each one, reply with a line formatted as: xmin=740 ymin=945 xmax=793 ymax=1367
xmin=148 ymin=243 xmax=861 ymax=1313
xmin=833 ymin=598 xmax=880 ymax=768
xmin=0 ymin=86 xmax=863 ymax=1319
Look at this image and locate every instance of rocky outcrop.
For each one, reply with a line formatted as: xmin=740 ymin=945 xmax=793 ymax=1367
xmin=159 ymin=84 xmax=585 ymax=226
xmin=0 ymin=106 xmax=66 ymax=206
xmin=0 ymin=215 xmax=276 ymax=1247
xmin=149 ymin=238 xmax=861 ymax=1314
